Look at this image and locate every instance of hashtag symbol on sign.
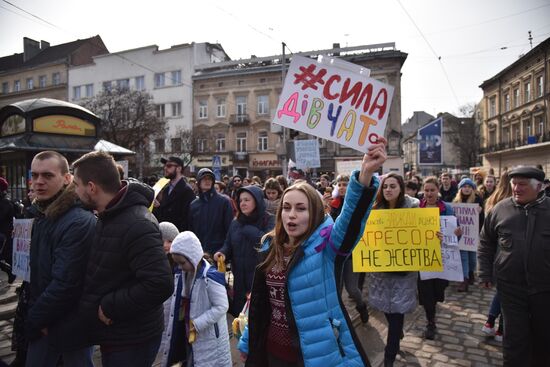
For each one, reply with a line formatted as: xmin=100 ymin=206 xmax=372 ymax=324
xmin=293 ymin=64 xmax=327 ymax=91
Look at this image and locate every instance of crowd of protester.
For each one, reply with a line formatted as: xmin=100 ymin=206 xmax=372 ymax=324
xmin=1 ymin=145 xmax=549 ymax=367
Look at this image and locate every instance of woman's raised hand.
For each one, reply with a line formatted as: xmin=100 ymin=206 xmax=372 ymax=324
xmin=359 ymin=137 xmax=387 ymax=187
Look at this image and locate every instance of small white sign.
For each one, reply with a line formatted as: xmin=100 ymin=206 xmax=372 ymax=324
xmin=335 ymin=160 xmax=362 ymax=176
xmin=420 ymin=216 xmax=464 ymax=282
xmin=294 ymin=139 xmax=320 ymax=169
xmin=115 ymin=160 xmax=129 ymax=179
xmin=451 ymin=203 xmax=480 ymax=252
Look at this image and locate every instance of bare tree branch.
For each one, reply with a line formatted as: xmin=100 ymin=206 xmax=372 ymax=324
xmin=80 ymin=88 xmax=167 ymax=167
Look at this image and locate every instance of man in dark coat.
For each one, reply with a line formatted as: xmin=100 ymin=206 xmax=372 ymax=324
xmin=439 ymin=172 xmax=457 ymax=202
xmin=25 ymin=151 xmax=96 ymax=366
xmin=70 ymin=151 xmax=174 ymax=366
xmin=188 ymin=168 xmax=234 ymax=255
xmin=153 ymin=156 xmax=195 ymax=231
xmin=479 ymin=166 xmax=550 ymax=366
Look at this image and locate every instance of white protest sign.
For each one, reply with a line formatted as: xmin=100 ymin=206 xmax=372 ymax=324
xmin=420 ymin=216 xmax=463 ymax=282
xmin=451 ymin=203 xmax=480 ymax=252
xmin=273 ymin=55 xmax=394 ymax=152
xmin=12 ymin=218 xmax=33 ymax=282
xmin=294 ymin=139 xmax=320 ymax=169
xmin=439 ymin=215 xmax=459 ymax=246
xmin=335 ymin=160 xmax=362 ymax=176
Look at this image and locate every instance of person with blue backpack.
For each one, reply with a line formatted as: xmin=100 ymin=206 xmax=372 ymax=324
xmin=238 ymin=138 xmax=387 ymax=367
xmin=164 ymin=231 xmax=231 ymax=367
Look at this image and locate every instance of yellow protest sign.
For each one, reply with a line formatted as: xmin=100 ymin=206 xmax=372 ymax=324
xmin=352 ymin=208 xmax=442 ymax=272
xmin=148 ymin=178 xmax=170 ymax=212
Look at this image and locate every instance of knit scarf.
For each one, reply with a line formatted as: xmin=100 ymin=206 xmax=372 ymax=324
xmin=419 ymin=198 xmax=446 ymax=214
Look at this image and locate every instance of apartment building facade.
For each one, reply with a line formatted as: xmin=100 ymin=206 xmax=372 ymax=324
xmin=479 ymin=37 xmax=550 ymax=174
xmin=0 ymin=36 xmax=109 ymax=109
xmin=68 ymin=42 xmax=228 ymax=170
xmin=403 ymin=112 xmax=477 ymax=177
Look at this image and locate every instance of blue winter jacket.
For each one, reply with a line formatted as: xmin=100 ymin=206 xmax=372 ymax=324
xmin=240 ymin=170 xmax=379 ymax=367
xmin=189 ymin=186 xmax=234 ymax=255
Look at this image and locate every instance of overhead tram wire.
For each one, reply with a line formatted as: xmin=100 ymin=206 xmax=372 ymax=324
xmin=396 ymin=0 xmax=461 ymax=107
xmin=2 ymin=0 xmax=65 ymax=32
xmin=1 ymin=0 xmax=301 ymax=114
xmin=421 ymin=3 xmax=550 ymax=37
xmin=0 ymin=3 xmax=43 ymax=25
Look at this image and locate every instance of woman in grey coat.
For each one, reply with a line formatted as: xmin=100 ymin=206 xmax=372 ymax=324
xmin=368 ymin=173 xmax=419 ymax=367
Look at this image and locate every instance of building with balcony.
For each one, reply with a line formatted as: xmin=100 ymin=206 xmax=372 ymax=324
xmin=479 ymin=37 xmax=550 ymax=175
xmin=191 ymin=43 xmax=407 ymax=179
xmin=68 ymin=42 xmax=229 ymax=173
xmin=0 ymin=36 xmax=109 ymax=109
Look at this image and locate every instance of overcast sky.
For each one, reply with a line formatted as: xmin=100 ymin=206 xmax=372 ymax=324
xmin=1 ymin=0 xmax=549 ymax=122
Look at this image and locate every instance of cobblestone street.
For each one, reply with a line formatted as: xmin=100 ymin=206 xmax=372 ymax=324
xmin=1 ymin=272 xmax=503 ymax=366
xmin=345 ymin=277 xmax=503 ymax=367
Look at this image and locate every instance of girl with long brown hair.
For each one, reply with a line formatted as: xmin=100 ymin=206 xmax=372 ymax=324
xmin=237 ymin=139 xmax=387 ymax=367
xmin=369 ymin=172 xmax=419 ymax=366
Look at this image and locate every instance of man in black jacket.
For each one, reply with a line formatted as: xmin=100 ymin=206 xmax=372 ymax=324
xmin=153 ymin=156 xmax=195 ymax=231
xmin=479 ymin=166 xmax=550 ymax=366
xmin=189 ymin=168 xmax=234 ymax=255
xmin=71 ymin=151 xmax=173 ymax=367
xmin=439 ymin=172 xmax=457 ymax=202
xmin=25 ymin=151 xmax=96 ymax=367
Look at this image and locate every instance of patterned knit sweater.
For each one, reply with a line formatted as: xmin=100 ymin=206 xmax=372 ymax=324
xmin=266 ymin=254 xmax=300 ymax=362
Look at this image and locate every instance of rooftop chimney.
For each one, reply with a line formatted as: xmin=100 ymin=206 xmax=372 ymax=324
xmin=333 ymin=43 xmax=340 ymax=56
xmin=40 ymin=40 xmax=50 ymax=50
xmin=23 ymin=37 xmax=41 ymax=62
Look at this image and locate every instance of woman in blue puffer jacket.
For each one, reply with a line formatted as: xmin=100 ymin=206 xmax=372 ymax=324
xmin=238 ymin=139 xmax=387 ymax=367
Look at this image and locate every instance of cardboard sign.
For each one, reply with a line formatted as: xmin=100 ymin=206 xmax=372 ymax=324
xmin=149 ymin=177 xmax=170 ymax=212
xmin=451 ymin=203 xmax=480 ymax=252
xmin=273 ymin=55 xmax=394 ymax=152
xmin=352 ymin=208 xmax=442 ymax=272
xmin=12 ymin=219 xmax=33 ymax=282
xmin=294 ymin=139 xmax=321 ymax=169
xmin=420 ymin=216 xmax=464 ymax=281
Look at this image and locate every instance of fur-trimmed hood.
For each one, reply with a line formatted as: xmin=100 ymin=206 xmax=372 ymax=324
xmin=29 ymin=184 xmax=84 ymax=220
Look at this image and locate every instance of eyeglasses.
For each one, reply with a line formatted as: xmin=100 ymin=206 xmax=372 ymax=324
xmin=233 ymin=179 xmax=241 ymax=182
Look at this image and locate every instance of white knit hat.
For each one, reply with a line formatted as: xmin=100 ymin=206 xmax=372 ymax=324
xmin=159 ymin=222 xmax=179 ymax=242
xmin=170 ymin=231 xmax=204 ymax=296
xmin=170 ymin=231 xmax=204 ymax=269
